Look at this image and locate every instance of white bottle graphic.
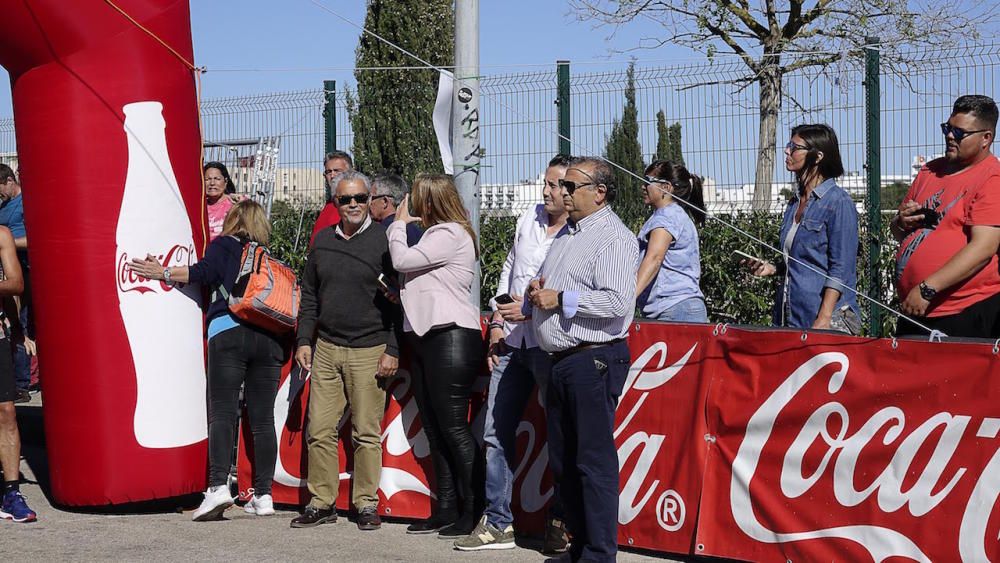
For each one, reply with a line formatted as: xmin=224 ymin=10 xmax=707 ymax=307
xmin=115 ymin=101 xmax=207 ymax=448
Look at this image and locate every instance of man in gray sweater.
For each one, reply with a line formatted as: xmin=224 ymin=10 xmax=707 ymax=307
xmin=291 ymin=171 xmax=400 ymax=531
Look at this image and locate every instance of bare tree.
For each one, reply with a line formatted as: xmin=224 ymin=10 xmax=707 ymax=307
xmin=572 ymin=0 xmax=997 ymax=209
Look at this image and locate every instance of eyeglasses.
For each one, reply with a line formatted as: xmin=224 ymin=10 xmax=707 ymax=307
xmin=644 ymin=176 xmax=669 ymax=185
xmin=940 ymin=122 xmax=989 ymax=142
xmin=336 ymin=193 xmax=370 ymax=206
xmin=785 ymin=141 xmax=809 ymax=153
xmin=371 ymin=194 xmax=391 ymax=203
xmin=557 ymin=179 xmax=598 ymax=194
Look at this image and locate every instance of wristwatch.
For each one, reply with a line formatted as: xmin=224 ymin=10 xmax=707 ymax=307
xmin=163 ymin=268 xmax=173 ymax=284
xmin=557 ymin=291 xmax=564 ymax=308
xmin=918 ymin=281 xmax=937 ymax=301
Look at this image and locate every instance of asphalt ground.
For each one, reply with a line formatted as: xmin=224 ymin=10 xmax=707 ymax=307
xmin=4 ymin=396 xmax=683 ymax=562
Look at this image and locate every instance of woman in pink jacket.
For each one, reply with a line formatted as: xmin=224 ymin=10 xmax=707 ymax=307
xmin=388 ymin=174 xmax=483 ymax=538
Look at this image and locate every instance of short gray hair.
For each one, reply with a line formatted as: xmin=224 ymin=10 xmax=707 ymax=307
xmin=371 ymin=173 xmax=409 ymax=204
xmin=568 ymin=156 xmax=616 ymax=203
xmin=334 ymin=170 xmax=371 ymax=193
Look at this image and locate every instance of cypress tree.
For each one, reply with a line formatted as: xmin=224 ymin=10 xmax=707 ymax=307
xmin=604 ymin=62 xmax=645 ymax=229
xmin=668 ymin=121 xmax=684 ymax=166
xmin=654 ymin=111 xmax=685 ymax=167
xmin=346 ymin=0 xmax=454 ymax=182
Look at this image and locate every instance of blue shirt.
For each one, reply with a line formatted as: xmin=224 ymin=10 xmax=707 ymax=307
xmin=636 ymin=203 xmax=703 ymax=318
xmin=775 ymin=178 xmax=860 ymax=328
xmin=0 ymin=194 xmax=25 ymax=238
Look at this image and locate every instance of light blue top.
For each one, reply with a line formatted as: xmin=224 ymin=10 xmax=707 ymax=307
xmin=207 ymin=312 xmax=240 ymax=340
xmin=636 ymin=203 xmax=704 ymax=318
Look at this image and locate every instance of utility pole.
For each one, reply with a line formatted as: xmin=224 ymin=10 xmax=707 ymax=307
xmin=452 ymin=0 xmax=480 ymax=309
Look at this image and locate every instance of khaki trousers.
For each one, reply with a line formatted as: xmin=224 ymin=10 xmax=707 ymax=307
xmin=306 ymin=339 xmax=387 ymax=510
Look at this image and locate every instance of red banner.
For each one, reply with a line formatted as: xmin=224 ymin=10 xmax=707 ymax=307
xmin=240 ymin=322 xmax=1000 ymax=561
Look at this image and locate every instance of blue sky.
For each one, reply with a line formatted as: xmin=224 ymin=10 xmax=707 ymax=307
xmin=0 ymin=1 xmax=687 ymax=113
xmin=0 ymin=2 xmax=996 ymax=192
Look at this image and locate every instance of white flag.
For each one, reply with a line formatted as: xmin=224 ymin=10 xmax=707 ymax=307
xmin=433 ymin=70 xmax=454 ymax=174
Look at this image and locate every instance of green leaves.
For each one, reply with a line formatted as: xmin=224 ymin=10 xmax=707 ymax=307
xmin=347 ymin=0 xmax=454 ymax=181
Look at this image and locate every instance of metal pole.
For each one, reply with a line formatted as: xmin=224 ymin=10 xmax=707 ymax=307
xmin=323 ymin=79 xmax=337 ymax=155
xmin=453 ymin=0 xmax=480 ymax=309
xmin=864 ymin=38 xmax=882 ymax=336
xmin=557 ymin=60 xmax=571 ymax=156
xmin=322 ymin=80 xmax=337 ymax=202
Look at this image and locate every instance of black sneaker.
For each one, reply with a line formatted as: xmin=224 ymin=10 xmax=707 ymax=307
xmin=438 ymin=514 xmax=476 ymax=538
xmin=290 ymin=506 xmax=336 ymax=528
xmin=356 ymin=505 xmax=381 ymax=531
xmin=543 ymin=517 xmax=570 ymax=554
xmin=406 ymin=511 xmax=457 ymax=534
xmin=13 ymin=389 xmax=29 ymax=404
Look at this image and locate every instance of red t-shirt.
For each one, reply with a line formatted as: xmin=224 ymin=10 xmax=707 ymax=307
xmin=896 ymin=156 xmax=1000 ymax=317
xmin=309 ymin=203 xmax=340 ymax=247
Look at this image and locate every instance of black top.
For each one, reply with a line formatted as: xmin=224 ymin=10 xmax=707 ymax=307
xmin=188 ymin=235 xmax=244 ymax=323
xmin=297 ymin=221 xmax=400 ymax=356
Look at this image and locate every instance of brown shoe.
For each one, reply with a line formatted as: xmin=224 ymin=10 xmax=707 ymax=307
xmin=290 ymin=505 xmax=336 ymax=528
xmin=356 ymin=505 xmax=381 ymax=531
xmin=542 ymin=517 xmax=569 ymax=554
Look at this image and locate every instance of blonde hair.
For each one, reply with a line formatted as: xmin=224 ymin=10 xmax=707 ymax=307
xmin=411 ymin=174 xmax=479 ymax=258
xmin=221 ymin=199 xmax=270 ymax=245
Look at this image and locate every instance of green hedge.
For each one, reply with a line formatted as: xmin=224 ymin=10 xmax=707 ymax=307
xmin=269 ymin=202 xmax=899 ymax=336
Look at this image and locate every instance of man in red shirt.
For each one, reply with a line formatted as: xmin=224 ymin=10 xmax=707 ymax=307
xmin=309 ymin=151 xmax=354 ymax=247
xmin=893 ymin=95 xmax=1000 ymax=338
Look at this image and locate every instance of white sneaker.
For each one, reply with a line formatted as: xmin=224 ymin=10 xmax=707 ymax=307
xmin=192 ymin=485 xmax=234 ymax=522
xmin=243 ymin=494 xmax=274 ymax=516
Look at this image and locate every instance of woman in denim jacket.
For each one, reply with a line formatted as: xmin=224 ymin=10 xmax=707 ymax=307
xmin=745 ymin=124 xmax=861 ymax=334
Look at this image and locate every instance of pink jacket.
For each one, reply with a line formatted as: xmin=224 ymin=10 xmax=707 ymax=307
xmin=387 ymin=221 xmax=481 ymax=336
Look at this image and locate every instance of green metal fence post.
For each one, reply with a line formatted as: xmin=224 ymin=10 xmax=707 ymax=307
xmin=864 ymin=38 xmax=882 ymax=336
xmin=323 ymin=80 xmax=337 ymax=155
xmin=557 ymin=60 xmax=570 ymax=155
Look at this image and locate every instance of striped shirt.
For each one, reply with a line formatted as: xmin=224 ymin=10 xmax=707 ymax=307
xmin=529 ymin=205 xmax=639 ymax=353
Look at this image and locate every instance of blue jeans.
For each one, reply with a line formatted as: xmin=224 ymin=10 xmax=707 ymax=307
xmin=13 ymin=298 xmax=31 ymax=391
xmin=483 ymin=346 xmax=554 ymax=530
xmin=547 ymin=340 xmax=629 ymax=563
xmin=652 ymin=296 xmax=708 ymax=323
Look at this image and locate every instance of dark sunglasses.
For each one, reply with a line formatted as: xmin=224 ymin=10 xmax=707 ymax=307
xmin=644 ymin=175 xmax=669 ymax=185
xmin=785 ymin=141 xmax=809 ymax=153
xmin=940 ymin=122 xmax=989 ymax=142
xmin=336 ymin=193 xmax=370 ymax=206
xmin=557 ymin=179 xmax=599 ymax=194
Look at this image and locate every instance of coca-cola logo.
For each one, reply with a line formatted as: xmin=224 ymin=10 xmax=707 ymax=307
xmin=116 ymin=244 xmax=194 ymax=294
xmin=617 ymin=341 xmax=697 ymax=527
xmin=730 ymin=352 xmax=1000 ymax=562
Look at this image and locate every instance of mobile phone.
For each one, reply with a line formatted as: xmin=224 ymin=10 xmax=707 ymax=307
xmin=733 ymin=249 xmax=761 ymax=262
xmin=495 ymin=293 xmax=515 ymax=305
xmin=915 ymin=207 xmax=940 ymax=229
xmin=377 ymin=273 xmax=390 ymax=290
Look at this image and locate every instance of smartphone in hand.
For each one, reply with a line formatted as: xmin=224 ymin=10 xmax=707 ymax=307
xmin=733 ymin=249 xmax=762 ymax=262
xmin=495 ymin=293 xmax=515 ymax=305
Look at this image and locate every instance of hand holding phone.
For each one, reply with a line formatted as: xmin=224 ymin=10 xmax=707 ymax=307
xmin=735 ymin=249 xmax=776 ymax=277
xmin=494 ymin=293 xmax=515 ymax=305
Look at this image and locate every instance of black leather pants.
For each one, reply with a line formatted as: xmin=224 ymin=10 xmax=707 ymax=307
xmin=406 ymin=326 xmax=484 ymax=516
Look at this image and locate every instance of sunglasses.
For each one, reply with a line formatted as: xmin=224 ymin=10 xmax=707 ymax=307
xmin=557 ymin=179 xmax=599 ymax=194
xmin=644 ymin=175 xmax=670 ymax=185
xmin=785 ymin=141 xmax=809 ymax=153
xmin=336 ymin=193 xmax=370 ymax=206
xmin=940 ymin=122 xmax=989 ymax=143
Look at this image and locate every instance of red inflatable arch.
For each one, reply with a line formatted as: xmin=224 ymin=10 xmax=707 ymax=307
xmin=0 ymin=0 xmax=208 ymax=505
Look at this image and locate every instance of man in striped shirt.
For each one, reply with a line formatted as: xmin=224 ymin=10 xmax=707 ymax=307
xmin=525 ymin=156 xmax=639 ymax=563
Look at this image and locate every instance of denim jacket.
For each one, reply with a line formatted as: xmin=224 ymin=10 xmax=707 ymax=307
xmin=774 ymin=178 xmax=860 ymax=329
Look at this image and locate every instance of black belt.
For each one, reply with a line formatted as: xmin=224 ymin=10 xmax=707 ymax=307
xmin=550 ymin=338 xmax=626 ymax=364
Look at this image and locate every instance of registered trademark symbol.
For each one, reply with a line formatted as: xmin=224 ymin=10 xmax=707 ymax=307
xmin=656 ymin=489 xmax=685 ymax=531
